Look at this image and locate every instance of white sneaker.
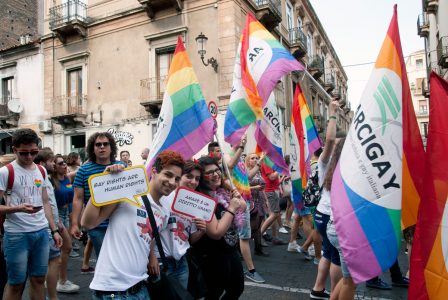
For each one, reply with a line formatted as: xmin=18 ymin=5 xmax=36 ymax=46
xmin=69 ymin=250 xmax=80 ymax=258
xmin=279 ymin=227 xmax=288 ymax=234
xmin=287 ymin=241 xmax=299 ymax=252
xmin=56 ymin=280 xmax=80 ymax=293
xmin=309 ymin=245 xmax=315 ymax=257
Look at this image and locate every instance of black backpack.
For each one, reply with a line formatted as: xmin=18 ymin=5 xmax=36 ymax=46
xmin=302 ymin=166 xmax=322 ymax=208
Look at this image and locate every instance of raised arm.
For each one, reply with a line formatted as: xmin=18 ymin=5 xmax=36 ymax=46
xmin=320 ymin=100 xmax=340 ymax=164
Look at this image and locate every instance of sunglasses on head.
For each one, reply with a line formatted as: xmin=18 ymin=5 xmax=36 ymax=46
xmin=17 ymin=150 xmax=39 ymax=156
xmin=95 ymin=142 xmax=110 ymax=148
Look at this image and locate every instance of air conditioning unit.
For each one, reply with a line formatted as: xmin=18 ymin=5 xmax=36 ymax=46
xmin=39 ymin=120 xmax=53 ymax=133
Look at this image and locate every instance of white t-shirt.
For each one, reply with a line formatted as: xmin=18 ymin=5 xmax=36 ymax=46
xmin=46 ymin=177 xmax=59 ymax=234
xmin=0 ymin=161 xmax=49 ymax=233
xmin=316 ymin=157 xmax=332 ymax=216
xmin=90 ymin=194 xmax=170 ymax=291
xmin=158 ymin=192 xmax=197 ymax=260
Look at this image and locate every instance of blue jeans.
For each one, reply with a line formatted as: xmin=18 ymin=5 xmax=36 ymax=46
xmin=92 ymin=285 xmax=150 ymax=300
xmin=58 ymin=206 xmax=70 ymax=228
xmin=161 ymin=255 xmax=189 ymax=290
xmin=3 ymin=228 xmax=49 ymax=284
xmin=88 ymin=227 xmax=107 ymax=257
xmin=327 ymin=220 xmax=350 ymax=278
xmin=314 ymin=210 xmax=340 ymax=266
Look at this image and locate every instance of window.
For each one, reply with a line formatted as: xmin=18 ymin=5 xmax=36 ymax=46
xmin=420 ymin=122 xmax=428 ymax=138
xmin=419 ymin=100 xmax=428 ymax=113
xmin=156 ymin=46 xmax=175 ymax=99
xmin=297 ymin=17 xmax=303 ymax=29
xmin=1 ymin=77 xmax=13 ymax=104
xmin=286 ymin=2 xmax=294 ymax=30
xmin=415 ymin=78 xmax=424 ymax=95
xmin=70 ymin=134 xmax=86 ymax=161
xmin=67 ymin=68 xmax=82 ymax=101
xmin=416 ymin=59 xmax=423 ymax=69
xmin=307 ymin=33 xmax=313 ymax=58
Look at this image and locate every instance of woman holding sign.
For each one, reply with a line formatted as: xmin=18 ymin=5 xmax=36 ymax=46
xmin=158 ymin=160 xmax=207 ymax=290
xmin=193 ymin=156 xmax=246 ymax=300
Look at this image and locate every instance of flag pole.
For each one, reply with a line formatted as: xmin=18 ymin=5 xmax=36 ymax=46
xmin=214 ymin=132 xmax=236 ymax=190
xmin=302 ymin=70 xmax=335 ymax=102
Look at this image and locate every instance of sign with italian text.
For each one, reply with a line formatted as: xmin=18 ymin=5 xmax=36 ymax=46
xmin=88 ymin=166 xmax=149 ymax=207
xmin=171 ymin=187 xmax=217 ymax=223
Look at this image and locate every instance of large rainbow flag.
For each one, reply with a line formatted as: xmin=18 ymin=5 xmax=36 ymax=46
xmin=224 ymin=13 xmax=304 ymax=146
xmin=409 ymin=72 xmax=448 ymax=300
xmin=289 ymin=83 xmax=321 ymax=209
xmin=331 ymin=6 xmax=419 ymax=283
xmin=146 ymin=36 xmax=214 ymax=170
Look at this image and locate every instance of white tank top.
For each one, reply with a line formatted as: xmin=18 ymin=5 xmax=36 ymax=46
xmin=90 ymin=195 xmax=170 ymax=291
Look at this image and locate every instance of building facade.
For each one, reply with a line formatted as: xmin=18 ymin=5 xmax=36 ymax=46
xmin=35 ymin=0 xmax=351 ymax=161
xmin=406 ymin=50 xmax=429 ymax=146
xmin=0 ymin=0 xmax=44 ymax=155
xmin=417 ymin=0 xmax=448 ymax=82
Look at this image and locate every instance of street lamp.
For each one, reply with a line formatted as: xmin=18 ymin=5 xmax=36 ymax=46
xmin=195 ymin=32 xmax=218 ymax=72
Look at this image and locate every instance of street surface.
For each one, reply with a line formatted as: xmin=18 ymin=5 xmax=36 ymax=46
xmin=22 ymin=230 xmax=409 ymax=300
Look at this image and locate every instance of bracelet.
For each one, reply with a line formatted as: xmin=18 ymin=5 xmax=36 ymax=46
xmin=329 ymin=116 xmax=337 ymax=120
xmin=226 ymin=209 xmax=235 ymax=216
xmin=50 ymin=228 xmax=59 ymax=236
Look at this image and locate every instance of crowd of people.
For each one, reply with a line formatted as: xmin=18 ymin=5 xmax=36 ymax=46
xmin=0 ymin=103 xmax=411 ymax=300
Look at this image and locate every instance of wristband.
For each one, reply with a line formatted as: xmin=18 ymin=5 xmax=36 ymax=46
xmin=226 ymin=209 xmax=235 ymax=216
xmin=51 ymin=228 xmax=59 ymax=236
xmin=329 ymin=116 xmax=337 ymax=120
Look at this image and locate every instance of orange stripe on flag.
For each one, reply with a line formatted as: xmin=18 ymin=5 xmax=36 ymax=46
xmin=374 ymin=36 xmax=402 ymax=79
xmin=401 ymin=155 xmax=420 ymax=229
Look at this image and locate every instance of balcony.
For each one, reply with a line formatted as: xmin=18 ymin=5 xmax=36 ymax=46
xmin=323 ymin=74 xmax=335 ymax=92
xmin=49 ymin=0 xmax=87 ymax=43
xmin=250 ymin=0 xmax=282 ymax=31
xmin=139 ymin=0 xmax=183 ymax=19
xmin=423 ymin=0 xmax=438 ymax=13
xmin=423 ymin=78 xmax=430 ymax=98
xmin=51 ymin=95 xmax=87 ymax=128
xmin=289 ymin=27 xmax=307 ymax=59
xmin=416 ymin=110 xmax=429 ymax=117
xmin=0 ymin=97 xmax=20 ymax=128
xmin=417 ymin=14 xmax=429 ymax=37
xmin=139 ymin=76 xmax=167 ymax=118
xmin=308 ymin=56 xmax=324 ymax=79
xmin=332 ymin=87 xmax=341 ymax=100
xmin=437 ymin=36 xmax=448 ymax=68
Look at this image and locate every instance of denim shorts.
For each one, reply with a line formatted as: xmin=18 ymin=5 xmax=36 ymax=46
xmin=327 ymin=221 xmax=350 ymax=278
xmin=49 ymin=234 xmax=61 ymax=260
xmin=88 ymin=227 xmax=107 ymax=257
xmin=58 ymin=206 xmax=70 ymax=228
xmin=238 ymin=202 xmax=251 ymax=240
xmin=159 ymin=254 xmax=189 ymax=290
xmin=314 ymin=211 xmax=340 ymax=266
xmin=3 ymin=228 xmax=50 ymax=284
xmin=296 ymin=206 xmax=311 ymax=217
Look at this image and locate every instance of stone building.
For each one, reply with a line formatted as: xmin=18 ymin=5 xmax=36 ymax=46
xmin=38 ymin=0 xmax=350 ymax=161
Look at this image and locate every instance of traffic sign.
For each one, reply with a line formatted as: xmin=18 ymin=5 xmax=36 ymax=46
xmin=208 ymin=101 xmax=218 ymax=119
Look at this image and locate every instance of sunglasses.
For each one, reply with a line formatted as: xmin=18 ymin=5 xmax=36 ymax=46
xmin=56 ymin=161 xmax=67 ymax=166
xmin=203 ymin=168 xmax=221 ymax=176
xmin=17 ymin=150 xmax=39 ymax=156
xmin=95 ymin=142 xmax=110 ymax=148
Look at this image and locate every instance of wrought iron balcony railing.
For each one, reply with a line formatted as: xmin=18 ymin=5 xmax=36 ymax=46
xmin=417 ymin=14 xmax=429 ymax=37
xmin=49 ymin=0 xmax=87 ymax=29
xmin=437 ymin=36 xmax=448 ymax=68
xmin=140 ymin=76 xmax=168 ymax=103
xmin=52 ymin=95 xmax=87 ymax=117
xmin=251 ymin=0 xmax=281 ymax=19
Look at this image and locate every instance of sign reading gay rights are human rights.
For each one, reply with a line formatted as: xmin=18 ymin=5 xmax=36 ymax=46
xmin=171 ymin=187 xmax=217 ymax=223
xmin=88 ymin=166 xmax=149 ymax=207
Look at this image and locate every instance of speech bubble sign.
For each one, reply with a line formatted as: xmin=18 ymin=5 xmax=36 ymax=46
xmin=171 ymin=187 xmax=217 ymax=223
xmin=88 ymin=166 xmax=150 ymax=207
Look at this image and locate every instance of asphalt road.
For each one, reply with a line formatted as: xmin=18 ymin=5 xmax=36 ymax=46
xmin=21 ymin=229 xmax=409 ymax=300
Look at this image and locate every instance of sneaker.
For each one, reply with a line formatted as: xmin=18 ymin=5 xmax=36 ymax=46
xmin=69 ymin=250 xmax=80 ymax=258
xmin=245 ymin=271 xmax=266 ymax=283
xmin=310 ymin=288 xmax=330 ymax=299
xmin=392 ymin=276 xmax=409 ymax=288
xmin=272 ymin=238 xmax=287 ymax=245
xmin=313 ymin=257 xmax=320 ymax=265
xmin=72 ymin=242 xmax=80 ymax=251
xmin=308 ymin=245 xmax=315 ymax=257
xmin=80 ymin=266 xmax=95 ymax=274
xmin=262 ymin=233 xmax=273 ymax=242
xmin=287 ymin=241 xmax=299 ymax=252
xmin=298 ymin=246 xmax=312 ymax=260
xmin=56 ymin=280 xmax=80 ymax=293
xmin=279 ymin=227 xmax=288 ymax=234
xmin=366 ymin=278 xmax=392 ymax=290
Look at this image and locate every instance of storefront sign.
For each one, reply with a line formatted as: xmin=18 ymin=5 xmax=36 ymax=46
xmin=107 ymin=128 xmax=134 ymax=146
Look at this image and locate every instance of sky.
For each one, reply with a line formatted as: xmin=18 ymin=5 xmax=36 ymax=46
xmin=309 ymin=0 xmax=424 ymax=107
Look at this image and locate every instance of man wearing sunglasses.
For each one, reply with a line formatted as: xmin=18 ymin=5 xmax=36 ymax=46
xmin=70 ymin=132 xmax=123 ymax=268
xmin=0 ymin=128 xmax=62 ymax=300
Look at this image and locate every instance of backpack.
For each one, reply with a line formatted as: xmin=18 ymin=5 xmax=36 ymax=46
xmin=0 ymin=163 xmax=46 ymax=234
xmin=302 ymin=165 xmax=322 ymax=208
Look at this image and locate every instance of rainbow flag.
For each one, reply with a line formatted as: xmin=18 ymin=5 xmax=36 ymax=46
xmin=289 ymin=83 xmax=321 ymax=209
xmin=254 ymin=93 xmax=289 ymax=175
xmin=331 ymin=6 xmax=416 ymax=283
xmin=231 ymin=159 xmax=252 ymax=202
xmin=146 ymin=36 xmax=214 ymax=170
xmin=224 ymin=14 xmax=304 ymax=146
xmin=409 ymin=72 xmax=448 ymax=300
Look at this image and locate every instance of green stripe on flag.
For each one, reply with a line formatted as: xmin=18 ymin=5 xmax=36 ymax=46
xmin=381 ymin=77 xmax=401 ymax=113
xmin=386 ymin=208 xmax=401 ymax=248
xmin=377 ymin=83 xmax=398 ymax=119
xmin=229 ymin=99 xmax=257 ymax=126
xmin=171 ymin=83 xmax=204 ymax=117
